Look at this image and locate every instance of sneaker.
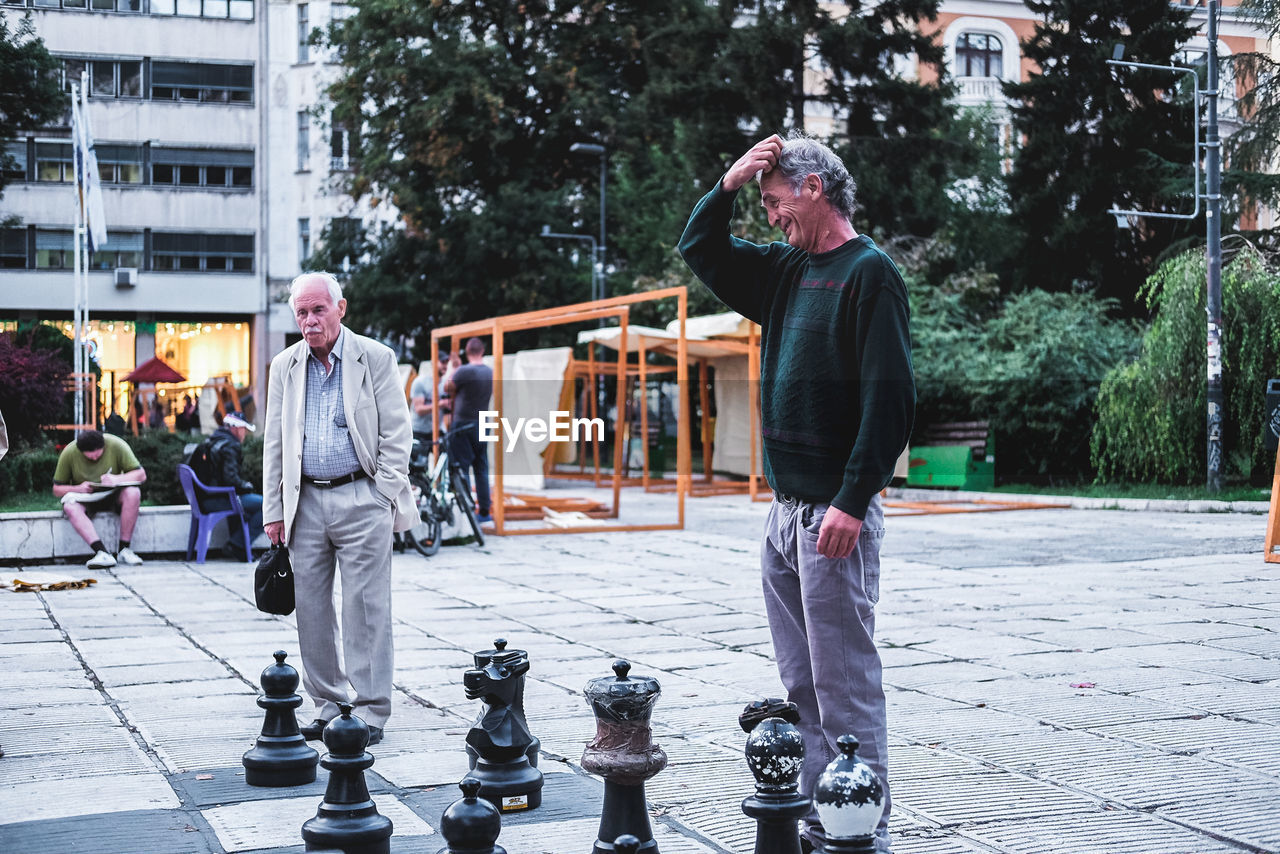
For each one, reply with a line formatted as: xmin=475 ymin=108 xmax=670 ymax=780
xmin=477 ymin=514 xmax=494 ymax=525
xmin=86 ymin=549 xmax=116 ymax=569
xmin=116 ymin=547 xmax=144 ymax=566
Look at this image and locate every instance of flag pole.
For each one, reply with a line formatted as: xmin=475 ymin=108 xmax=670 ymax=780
xmin=71 ymin=79 xmax=84 ymax=434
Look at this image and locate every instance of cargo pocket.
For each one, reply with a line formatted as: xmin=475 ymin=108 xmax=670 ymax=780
xmin=858 ymin=527 xmax=884 ymax=607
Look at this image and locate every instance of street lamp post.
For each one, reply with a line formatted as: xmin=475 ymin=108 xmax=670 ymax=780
xmin=569 ymin=142 xmax=607 ymax=302
xmin=1106 ymin=0 xmax=1222 ymax=491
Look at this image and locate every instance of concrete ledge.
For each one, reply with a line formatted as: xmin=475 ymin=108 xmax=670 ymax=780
xmin=887 ymin=486 xmax=1270 ymax=514
xmin=0 ymin=505 xmax=239 ymax=564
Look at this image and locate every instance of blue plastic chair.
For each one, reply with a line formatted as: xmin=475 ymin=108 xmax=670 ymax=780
xmin=176 ymin=463 xmax=252 ymax=563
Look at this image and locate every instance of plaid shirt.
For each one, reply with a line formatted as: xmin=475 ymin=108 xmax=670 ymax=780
xmin=301 ymin=328 xmax=362 ymax=479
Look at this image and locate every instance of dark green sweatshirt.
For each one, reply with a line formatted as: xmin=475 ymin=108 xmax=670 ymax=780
xmin=678 ymin=181 xmax=915 ymax=520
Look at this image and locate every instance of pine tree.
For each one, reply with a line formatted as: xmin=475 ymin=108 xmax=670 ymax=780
xmin=1228 ymin=0 xmax=1280 ymax=247
xmin=1004 ymin=0 xmax=1199 ymax=305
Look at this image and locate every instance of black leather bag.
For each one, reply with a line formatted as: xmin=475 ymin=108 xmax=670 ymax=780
xmin=253 ymin=543 xmax=295 ymax=615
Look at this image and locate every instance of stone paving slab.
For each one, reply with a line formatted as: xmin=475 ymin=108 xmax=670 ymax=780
xmin=1 ymin=498 xmax=1277 ymax=853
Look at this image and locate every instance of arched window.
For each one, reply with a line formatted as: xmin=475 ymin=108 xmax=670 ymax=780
xmin=956 ymin=32 xmax=1003 ymax=78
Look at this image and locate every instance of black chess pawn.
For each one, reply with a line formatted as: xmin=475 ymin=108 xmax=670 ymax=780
xmin=437 ymin=777 xmax=507 ymax=854
xmin=613 ymin=835 xmax=642 ymax=854
xmin=581 ymin=660 xmax=668 ymax=854
xmin=465 ymin=639 xmax=541 ymax=769
xmin=243 ymin=651 xmax=319 ymax=787
xmin=741 ymin=715 xmax=810 ymax=854
xmin=812 ymin=735 xmax=884 ymax=854
xmin=462 ymin=638 xmax=544 ymax=812
xmin=301 ymin=703 xmax=394 ymax=854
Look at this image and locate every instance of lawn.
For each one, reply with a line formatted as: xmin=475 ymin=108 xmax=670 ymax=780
xmin=988 ymin=482 xmax=1270 ymax=503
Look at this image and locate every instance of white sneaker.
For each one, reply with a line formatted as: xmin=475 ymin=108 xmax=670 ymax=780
xmin=116 ymin=547 xmax=144 ymax=566
xmin=86 ymin=549 xmax=116 ymax=568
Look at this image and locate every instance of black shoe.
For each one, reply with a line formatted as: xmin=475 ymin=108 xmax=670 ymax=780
xmin=299 ymin=718 xmax=330 ymax=740
xmin=800 ymin=839 xmax=815 ymax=854
xmin=367 ymin=726 xmax=383 ymax=746
xmin=223 ymin=543 xmax=249 ymax=562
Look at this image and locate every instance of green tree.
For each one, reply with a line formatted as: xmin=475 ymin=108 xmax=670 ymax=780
xmin=1092 ymin=247 xmax=1280 ymax=484
xmin=1227 ymin=0 xmax=1280 ymax=247
xmin=0 ymin=11 xmax=60 ymax=205
xmin=1004 ymin=0 xmax=1200 ymax=306
xmin=318 ymin=1 xmax=972 ymax=345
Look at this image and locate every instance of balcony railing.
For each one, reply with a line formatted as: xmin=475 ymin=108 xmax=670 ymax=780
xmin=957 ymin=76 xmax=1005 ymax=103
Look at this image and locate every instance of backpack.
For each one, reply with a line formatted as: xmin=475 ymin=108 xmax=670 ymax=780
xmin=186 ymin=439 xmax=217 ymax=485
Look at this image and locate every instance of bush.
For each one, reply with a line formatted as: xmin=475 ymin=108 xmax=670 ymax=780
xmin=241 ymin=433 xmax=264 ymax=493
xmin=1092 ymin=247 xmax=1280 ymax=484
xmin=0 ymin=445 xmax=61 ymax=498
xmin=0 ymin=332 xmax=69 ymax=448
xmin=127 ymin=430 xmax=193 ymax=505
xmin=908 ymin=268 xmax=1142 ymax=482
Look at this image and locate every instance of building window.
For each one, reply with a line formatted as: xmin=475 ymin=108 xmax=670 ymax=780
xmin=35 ymin=142 xmax=73 ymax=183
xmin=330 ymin=117 xmax=350 ymax=172
xmin=299 ymin=218 xmax=311 ymax=264
xmin=3 ymin=142 xmax=27 ymax=183
xmin=60 ymin=58 xmax=141 ymax=98
xmin=151 ymin=147 xmax=253 ymax=188
xmin=297 ymin=111 xmax=310 ymax=171
xmin=330 ymin=216 xmax=359 ymax=270
xmin=151 ymin=61 xmax=253 ymax=104
xmin=0 ymin=229 xmax=27 ymax=269
xmin=956 ymin=32 xmax=1003 ymax=78
xmin=35 ymin=230 xmax=73 ymax=269
xmin=13 ymin=0 xmax=141 ymax=11
xmin=96 ymin=144 xmax=144 ymax=184
xmin=298 ymin=3 xmax=310 ymax=63
xmin=151 ymin=0 xmax=252 ymax=18
xmin=90 ymin=232 xmax=143 ymax=270
xmin=152 ymin=232 xmax=254 ymax=272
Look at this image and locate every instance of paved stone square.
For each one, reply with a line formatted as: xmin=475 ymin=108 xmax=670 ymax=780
xmin=0 ymin=489 xmax=1276 ymax=853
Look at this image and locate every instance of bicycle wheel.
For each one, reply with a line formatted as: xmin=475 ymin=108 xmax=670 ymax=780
xmin=405 ymin=474 xmax=441 ymax=557
xmin=450 ymin=468 xmax=485 ymax=546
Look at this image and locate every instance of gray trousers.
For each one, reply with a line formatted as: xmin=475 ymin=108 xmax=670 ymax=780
xmin=291 ymin=477 xmax=395 ymax=728
xmin=762 ymin=493 xmax=889 ymax=842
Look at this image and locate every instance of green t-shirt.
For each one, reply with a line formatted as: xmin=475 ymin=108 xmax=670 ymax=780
xmin=53 ymin=434 xmax=143 ymax=485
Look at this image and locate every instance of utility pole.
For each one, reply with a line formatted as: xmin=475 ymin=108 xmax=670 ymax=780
xmin=1205 ymin=0 xmax=1223 ymax=493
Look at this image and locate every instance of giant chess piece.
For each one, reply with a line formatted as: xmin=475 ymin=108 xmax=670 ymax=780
xmin=465 ymin=638 xmax=540 ymax=770
xmin=581 ymin=660 xmax=668 ymax=854
xmin=812 ymin=735 xmax=884 ymax=854
xmin=243 ymin=650 xmax=319 ymax=787
xmin=612 ymin=835 xmax=642 ymax=854
xmin=301 ymin=703 xmax=394 ymax=854
xmin=437 ymin=777 xmax=507 ymax=854
xmin=741 ymin=713 xmax=810 ymax=854
xmin=462 ymin=637 xmax=544 ymax=812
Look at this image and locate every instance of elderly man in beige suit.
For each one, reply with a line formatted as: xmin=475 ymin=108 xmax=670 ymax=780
xmin=263 ymin=271 xmax=414 ymax=746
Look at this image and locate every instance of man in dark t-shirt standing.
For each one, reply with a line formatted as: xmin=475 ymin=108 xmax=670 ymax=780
xmin=445 ymin=336 xmax=494 ymax=524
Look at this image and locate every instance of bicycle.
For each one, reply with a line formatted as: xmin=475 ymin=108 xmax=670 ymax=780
xmin=402 ymin=428 xmax=485 ymax=557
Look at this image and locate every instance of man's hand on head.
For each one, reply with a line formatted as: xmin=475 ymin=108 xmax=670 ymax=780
xmin=817 ymin=504 xmax=863 ymax=560
xmin=723 ymin=135 xmax=784 ymax=193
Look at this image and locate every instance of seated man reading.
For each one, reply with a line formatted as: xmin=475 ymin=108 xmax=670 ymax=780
xmin=52 ymin=429 xmax=147 ymax=568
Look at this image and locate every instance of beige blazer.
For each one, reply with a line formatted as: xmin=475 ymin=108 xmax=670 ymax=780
xmin=263 ymin=326 xmax=415 ymax=543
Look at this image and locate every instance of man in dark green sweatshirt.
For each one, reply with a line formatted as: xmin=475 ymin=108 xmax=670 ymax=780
xmin=679 ymin=132 xmax=914 ymax=852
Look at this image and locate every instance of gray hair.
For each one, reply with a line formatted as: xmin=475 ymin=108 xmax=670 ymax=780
xmin=771 ymin=131 xmax=857 ymax=221
xmin=288 ymin=271 xmax=344 ymax=310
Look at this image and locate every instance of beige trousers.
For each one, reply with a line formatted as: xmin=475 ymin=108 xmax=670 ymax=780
xmin=291 ymin=476 xmax=395 ymax=728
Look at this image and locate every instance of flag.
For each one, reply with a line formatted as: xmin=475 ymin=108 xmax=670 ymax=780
xmin=70 ymin=78 xmax=108 ymax=253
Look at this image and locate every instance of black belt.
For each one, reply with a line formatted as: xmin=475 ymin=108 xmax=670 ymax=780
xmin=302 ymin=469 xmax=366 ymax=488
